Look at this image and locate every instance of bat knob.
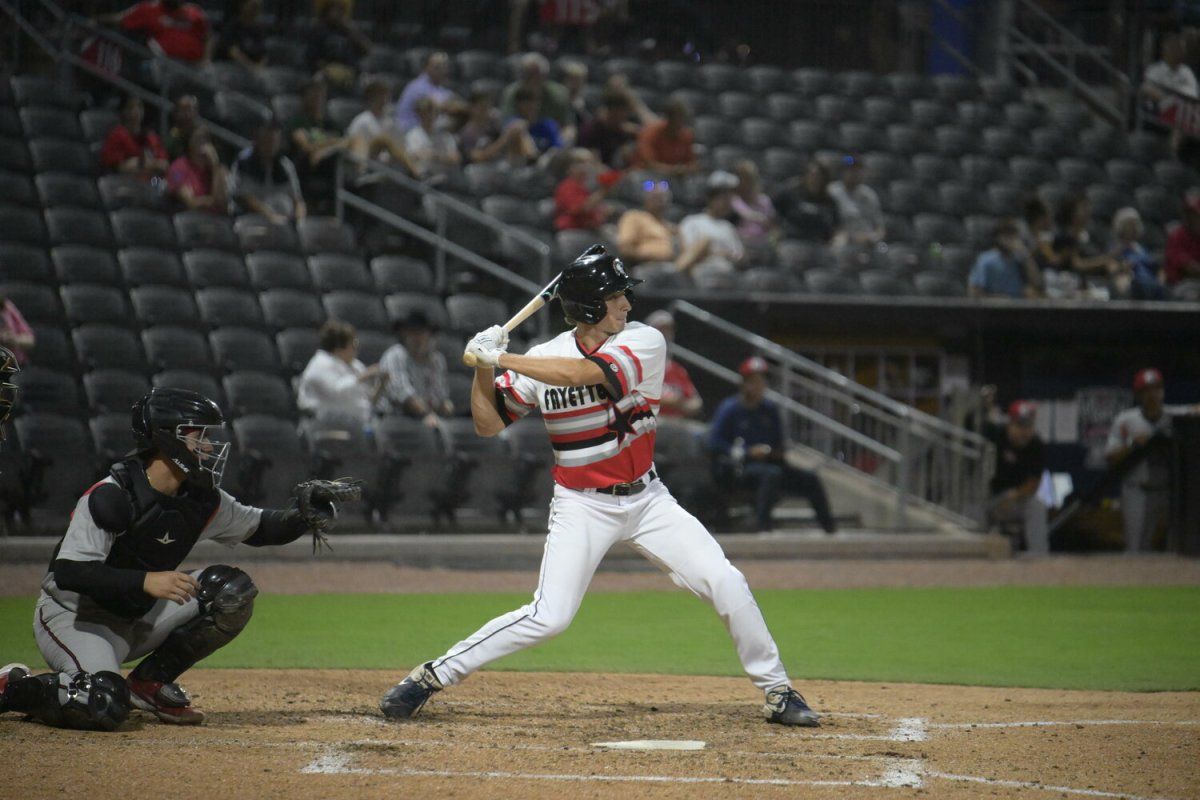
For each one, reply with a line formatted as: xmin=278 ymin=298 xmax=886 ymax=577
xmin=462 ymin=351 xmax=479 ymax=367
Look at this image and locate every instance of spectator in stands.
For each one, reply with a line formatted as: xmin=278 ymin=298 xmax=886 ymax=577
xmin=554 ymin=148 xmax=616 ymax=232
xmin=0 ymin=292 xmax=35 ymax=366
xmin=1052 ymin=196 xmax=1121 ymax=286
xmin=561 ymin=60 xmax=592 ymax=130
xmin=306 ymin=0 xmax=371 ymax=92
xmin=214 ymin=0 xmax=267 ymax=70
xmin=395 ymin=51 xmax=455 ymax=133
xmin=1140 ymin=32 xmax=1198 ymax=162
xmin=298 ymin=320 xmax=381 ymax=429
xmin=510 ymin=85 xmax=564 ymax=155
xmin=985 ymin=400 xmax=1048 ymax=554
xmin=230 ymin=118 xmax=306 ymax=223
xmin=708 ymin=356 xmax=837 ymax=533
xmin=405 ymin=96 xmax=462 ymax=181
xmin=635 ymin=95 xmax=697 ymax=176
xmin=164 ymin=93 xmax=199 ymax=161
xmin=607 ymin=74 xmax=659 ymax=126
xmin=1165 ymin=193 xmax=1200 ymax=299
xmin=288 ymin=78 xmax=347 ymax=211
xmin=967 ymin=219 xmax=1038 ymax=299
xmin=773 ymin=160 xmax=838 ymax=243
xmin=616 ymin=178 xmax=708 ymax=271
xmin=1110 ymin=207 xmax=1166 ymax=300
xmin=646 ymin=310 xmax=701 ymax=419
xmin=457 ymin=89 xmax=537 ymax=167
xmin=827 ymin=155 xmax=884 ymax=247
xmin=731 ymin=160 xmax=779 ymax=259
xmin=679 ymin=171 xmax=746 ymax=276
xmin=1020 ymin=196 xmax=1056 ymax=276
xmin=378 ymin=310 xmax=453 ymax=426
xmin=346 ymin=79 xmax=419 ymax=176
xmin=167 ymin=126 xmax=230 ymax=213
xmin=578 ymin=88 xmax=638 ymax=169
xmin=102 ymin=0 xmax=210 ymax=64
xmin=500 ymin=53 xmax=572 ymax=133
xmin=101 ymin=94 xmax=170 ymax=183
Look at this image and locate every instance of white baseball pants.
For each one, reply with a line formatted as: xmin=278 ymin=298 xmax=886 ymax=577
xmin=431 ymin=477 xmax=791 ymax=691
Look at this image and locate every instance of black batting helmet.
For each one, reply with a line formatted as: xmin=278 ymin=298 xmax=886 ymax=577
xmin=556 ymin=244 xmax=642 ymax=325
xmin=0 ymin=346 xmax=18 ymax=442
xmin=131 ymin=388 xmax=229 ymax=489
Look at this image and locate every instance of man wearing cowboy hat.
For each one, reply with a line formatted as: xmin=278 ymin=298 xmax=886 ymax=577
xmin=378 ymin=310 xmax=453 ymax=427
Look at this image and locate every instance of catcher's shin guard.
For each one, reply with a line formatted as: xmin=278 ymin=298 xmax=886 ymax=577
xmin=130 ymin=565 xmax=257 ymax=684
xmin=1 ymin=669 xmax=131 ymax=731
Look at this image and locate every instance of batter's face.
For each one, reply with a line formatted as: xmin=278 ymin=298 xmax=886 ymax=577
xmin=598 ymin=291 xmax=632 ymax=334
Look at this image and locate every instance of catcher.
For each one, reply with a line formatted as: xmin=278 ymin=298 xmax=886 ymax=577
xmin=0 ymin=388 xmax=361 ymax=730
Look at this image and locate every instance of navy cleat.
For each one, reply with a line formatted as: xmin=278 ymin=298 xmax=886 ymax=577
xmin=764 ymin=686 xmax=820 ymax=727
xmin=380 ymin=662 xmax=443 ymax=720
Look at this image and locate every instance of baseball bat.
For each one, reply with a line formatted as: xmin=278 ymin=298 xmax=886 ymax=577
xmin=462 ymin=273 xmax=563 ymax=367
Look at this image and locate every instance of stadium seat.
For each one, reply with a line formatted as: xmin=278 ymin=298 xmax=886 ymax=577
xmin=712 ymin=145 xmax=757 ymax=172
xmin=1009 ymin=156 xmax=1057 ymax=189
xmin=858 ymin=269 xmax=913 ymax=296
xmin=1127 ymin=131 xmax=1170 ymax=164
xmin=308 ymin=253 xmax=374 ymax=292
xmin=10 ymin=76 xmax=84 ymax=110
xmin=1003 ymin=102 xmax=1044 ymax=130
xmin=20 ymin=107 xmax=83 ymax=140
xmin=385 ymin=292 xmax=450 ymax=330
xmin=928 ymin=243 xmax=976 ymax=276
xmin=298 ymin=215 xmax=358 ymax=255
xmin=183 ymin=249 xmax=249 ymax=289
xmin=174 ymin=211 xmax=239 ymax=251
xmin=1104 ymin=158 xmax=1151 ymax=191
xmin=111 ymin=208 xmax=178 ymax=250
xmin=196 ymin=287 xmax=265 ymax=329
xmin=884 ymin=124 xmax=926 ymax=157
xmin=815 ymin=94 xmax=851 ymax=125
xmin=653 ymin=62 xmax=694 ymax=91
xmin=964 ymin=215 xmax=999 ymax=250
xmin=743 ymin=267 xmax=799 ymax=293
xmin=370 ymin=415 xmax=445 ymax=520
xmin=270 ymin=93 xmax=301 ymax=124
xmin=211 ymin=61 xmax=265 ymax=97
xmin=1085 ymin=184 xmax=1126 ymax=223
xmin=2 ymin=282 xmax=61 ymax=324
xmin=792 ymin=67 xmax=833 ymax=97
xmin=13 ymin=413 xmax=96 ymax=518
xmin=932 ymin=73 xmax=976 ymax=103
xmin=131 ymin=285 xmax=200 ymax=328
xmin=936 ymin=181 xmax=986 ymax=217
xmin=803 ymin=269 xmax=859 ymax=295
xmin=1152 ymin=160 xmax=1197 ymax=193
xmin=884 ymin=72 xmax=931 ymax=101
xmin=118 ymin=247 xmax=187 ymax=287
xmin=933 ymin=125 xmax=973 ymax=158
xmin=885 ymin=180 xmax=933 ymax=216
xmin=264 ymin=37 xmax=307 ymax=70
xmin=97 ymin=174 xmax=162 ymax=210
xmin=1046 ymin=103 xmax=1092 ymax=132
xmin=835 ymin=70 xmax=880 ymax=99
xmin=787 ymin=120 xmax=826 ymax=152
xmin=913 ymin=213 xmax=966 ymax=246
xmin=0 ymin=137 xmax=32 ymax=173
xmin=765 ymin=93 xmax=808 ymax=123
xmin=981 ymin=126 xmax=1028 ymax=159
xmin=209 ymin=327 xmax=279 ymax=373
xmin=1056 ymin=157 xmax=1102 ymax=189
xmin=1135 ymin=185 xmax=1180 ymax=226
xmin=862 ymin=96 xmax=901 ymax=127
xmin=445 ymin=293 xmax=507 ymax=334
xmin=837 ymin=123 xmax=882 ymax=154
xmin=911 ymin=154 xmax=959 ymax=185
xmin=909 ymin=99 xmax=951 ymax=129
xmin=36 ymin=172 xmax=100 ymax=209
xmin=79 ymin=109 xmax=119 ymax=144
xmin=235 ymin=214 xmax=301 ymax=253
xmin=880 ymin=243 xmax=923 ymax=277
xmin=693 ymin=116 xmax=736 ymax=147
xmin=45 ymin=207 xmax=112 ymax=248
xmin=29 ymin=138 xmax=94 ymax=175
xmin=301 ymin=417 xmax=381 ymax=515
xmin=142 ymin=327 xmax=213 ymax=372
xmin=356 ymin=329 xmax=392 ymax=364
xmin=455 ymin=50 xmax=499 ymax=81
xmin=246 ymin=251 xmax=312 ymax=291
xmin=914 ymin=270 xmax=967 ymax=297
xmin=0 ymin=243 xmax=50 ymax=283
xmin=229 ymin=414 xmax=310 ymax=507
xmin=370 ymin=255 xmax=434 ymax=295
xmin=985 ymin=182 xmax=1025 ymax=217
xmin=260 ymin=289 xmax=325 ymax=330
xmin=213 ymin=91 xmax=270 ymax=139
xmin=15 ymin=366 xmax=83 ymax=415
xmin=746 ymin=65 xmax=786 ymax=94
xmin=464 ymin=163 xmax=507 ymax=198
xmin=152 ymin=369 xmax=226 ymax=409
xmin=1030 ymin=127 xmax=1075 ymax=160
xmin=223 ymin=371 xmax=294 ymax=418
xmin=83 ymin=369 xmax=151 ymax=414
xmin=322 ymin=291 xmax=388 ymax=331
xmin=979 ymin=77 xmax=1021 ymax=105
xmin=955 ymin=101 xmax=1000 ymax=130
xmin=438 ymin=416 xmax=515 ymax=521
xmin=275 ymin=327 xmax=319 ymax=373
xmin=52 ymin=245 xmax=119 ymax=285
xmin=73 ymin=325 xmax=146 ymax=371
xmin=27 ymin=326 xmax=74 ymax=372
xmin=0 ymin=170 xmax=36 ymax=208
xmin=326 ymin=97 xmax=364 ymax=132
xmin=717 ymin=91 xmax=757 ymax=120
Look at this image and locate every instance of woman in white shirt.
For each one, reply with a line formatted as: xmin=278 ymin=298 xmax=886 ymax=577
xmin=297 ymin=319 xmax=381 ymax=429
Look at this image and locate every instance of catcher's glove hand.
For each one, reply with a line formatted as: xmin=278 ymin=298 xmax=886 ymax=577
xmin=293 ymin=477 xmax=364 ymax=553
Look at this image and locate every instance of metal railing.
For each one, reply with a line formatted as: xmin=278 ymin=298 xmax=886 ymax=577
xmin=1002 ymin=0 xmax=1132 ymax=129
xmin=670 ymin=301 xmax=993 ymax=530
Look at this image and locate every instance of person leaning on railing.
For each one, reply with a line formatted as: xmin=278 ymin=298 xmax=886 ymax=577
xmin=96 ymin=0 xmax=210 ymax=65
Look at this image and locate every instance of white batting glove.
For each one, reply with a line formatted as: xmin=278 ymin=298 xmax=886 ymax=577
xmin=471 ymin=325 xmax=509 ymax=351
xmin=465 ymin=340 xmax=504 ymax=367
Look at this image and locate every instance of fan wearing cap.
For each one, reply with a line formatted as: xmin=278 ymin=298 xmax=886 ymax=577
xmin=1104 ymin=369 xmax=1200 ymax=550
xmin=378 ymin=309 xmax=453 ymax=426
xmin=645 ymin=310 xmax=701 ymax=419
xmin=678 ymin=171 xmax=747 ymax=277
xmin=985 ymin=400 xmax=1049 ymax=553
xmin=708 ymin=356 xmax=837 ymax=534
xmin=827 ymin=155 xmax=884 ymax=248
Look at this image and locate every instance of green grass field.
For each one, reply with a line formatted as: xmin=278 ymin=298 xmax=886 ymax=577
xmin=3 ymin=586 xmax=1198 ymax=692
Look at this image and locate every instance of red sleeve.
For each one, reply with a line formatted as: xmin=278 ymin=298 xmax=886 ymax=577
xmin=100 ymin=126 xmax=136 ymax=169
xmin=120 ymin=2 xmax=157 ymax=31
xmin=1164 ymin=228 xmax=1185 ymax=284
xmin=679 ymin=128 xmax=697 ymax=164
xmin=3 ymin=303 xmax=32 ymax=337
xmin=678 ymin=364 xmax=698 ymax=399
xmin=145 ymin=131 xmax=167 ymax=161
xmin=189 ymin=6 xmax=209 ymax=39
xmin=555 ymin=179 xmax=588 ymax=215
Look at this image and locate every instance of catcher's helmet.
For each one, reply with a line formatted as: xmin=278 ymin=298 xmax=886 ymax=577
xmin=0 ymin=346 xmax=19 ymax=441
xmin=131 ymin=388 xmax=229 ymax=489
xmin=556 ymin=244 xmax=643 ymax=325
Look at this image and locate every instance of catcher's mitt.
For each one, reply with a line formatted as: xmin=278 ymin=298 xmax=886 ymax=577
xmin=293 ymin=477 xmax=364 ymax=553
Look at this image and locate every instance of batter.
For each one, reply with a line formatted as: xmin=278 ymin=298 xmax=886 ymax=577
xmin=380 ymin=245 xmax=819 ymax=727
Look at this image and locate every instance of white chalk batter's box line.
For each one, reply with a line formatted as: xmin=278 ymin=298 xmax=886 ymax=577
xmin=301 ymin=713 xmax=1200 ymax=800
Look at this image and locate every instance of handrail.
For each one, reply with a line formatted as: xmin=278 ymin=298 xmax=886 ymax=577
xmin=1014 ymin=0 xmax=1131 ymax=88
xmin=671 ymin=300 xmax=990 ymax=447
xmin=1008 ymin=26 xmax=1126 ymax=128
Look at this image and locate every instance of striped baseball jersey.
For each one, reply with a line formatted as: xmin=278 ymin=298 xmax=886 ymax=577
xmin=495 ymin=321 xmax=665 ymax=489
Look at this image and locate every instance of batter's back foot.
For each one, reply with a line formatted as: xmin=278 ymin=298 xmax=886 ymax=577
xmin=381 ymin=661 xmax=443 ymax=720
xmin=764 ymin=686 xmax=820 ymax=727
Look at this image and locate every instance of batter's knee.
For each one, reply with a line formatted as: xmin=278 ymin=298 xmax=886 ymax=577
xmin=196 ymin=564 xmax=258 ymax=633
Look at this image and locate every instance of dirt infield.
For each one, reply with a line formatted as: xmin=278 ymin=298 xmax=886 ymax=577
xmin=3 ymin=669 xmax=1197 ymax=800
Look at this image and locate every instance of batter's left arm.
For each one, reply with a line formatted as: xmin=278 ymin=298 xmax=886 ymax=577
xmin=496 ymin=353 xmax=605 ymax=388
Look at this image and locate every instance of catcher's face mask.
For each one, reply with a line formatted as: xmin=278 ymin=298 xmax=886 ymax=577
xmin=176 ymin=424 xmax=230 ymax=489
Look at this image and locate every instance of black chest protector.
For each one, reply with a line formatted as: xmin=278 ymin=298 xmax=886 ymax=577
xmin=104 ymin=459 xmax=221 ymax=576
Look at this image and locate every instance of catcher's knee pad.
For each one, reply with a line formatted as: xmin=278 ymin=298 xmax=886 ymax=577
xmin=31 ymin=671 xmax=131 ymax=731
xmin=195 ymin=564 xmax=258 ymax=634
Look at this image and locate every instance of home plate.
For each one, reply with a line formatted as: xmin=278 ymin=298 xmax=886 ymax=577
xmin=592 ymin=740 xmax=707 ymax=751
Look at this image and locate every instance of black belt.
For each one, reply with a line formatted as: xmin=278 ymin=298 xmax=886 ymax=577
xmin=595 ymin=470 xmax=657 ymax=496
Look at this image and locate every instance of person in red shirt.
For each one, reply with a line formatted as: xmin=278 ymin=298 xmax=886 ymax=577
xmin=100 ymin=94 xmax=170 ymax=182
xmin=646 ymin=309 xmax=702 ymax=419
xmin=553 ymin=148 xmax=615 ymax=232
xmin=1165 ymin=194 xmax=1200 ymax=288
xmin=0 ymin=294 xmax=35 ymax=366
xmin=167 ymin=126 xmax=229 ymax=213
xmin=107 ymin=0 xmax=210 ymax=63
xmin=635 ymin=95 xmax=697 ymax=176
